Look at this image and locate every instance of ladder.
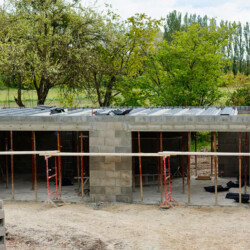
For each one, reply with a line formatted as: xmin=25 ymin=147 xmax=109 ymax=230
xmin=160 ymin=156 xmax=179 ymax=208
xmin=42 ymin=156 xmax=64 ymax=208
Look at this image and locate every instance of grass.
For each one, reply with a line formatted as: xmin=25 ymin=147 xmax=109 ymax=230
xmin=0 ymin=88 xmax=93 ymax=107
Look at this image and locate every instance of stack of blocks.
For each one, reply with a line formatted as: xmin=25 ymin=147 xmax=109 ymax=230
xmin=0 ymin=201 xmax=5 ymax=250
xmin=89 ymin=122 xmax=133 ymax=202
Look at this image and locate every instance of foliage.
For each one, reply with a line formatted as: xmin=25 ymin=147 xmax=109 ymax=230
xmin=70 ymin=11 xmax=162 ymax=107
xmin=121 ymin=23 xmax=232 ymax=106
xmin=0 ymin=0 xmax=104 ymax=106
xmin=226 ymin=84 xmax=250 ymax=106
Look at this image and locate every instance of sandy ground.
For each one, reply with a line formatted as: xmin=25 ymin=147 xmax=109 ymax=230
xmin=4 ymin=201 xmax=250 ymax=250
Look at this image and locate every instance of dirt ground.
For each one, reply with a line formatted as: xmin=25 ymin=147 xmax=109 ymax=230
xmin=4 ymin=201 xmax=250 ymax=250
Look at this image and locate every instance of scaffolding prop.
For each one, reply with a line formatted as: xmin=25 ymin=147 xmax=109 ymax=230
xmin=160 ymin=156 xmax=179 ymax=209
xmin=41 ymin=156 xmax=64 ymax=208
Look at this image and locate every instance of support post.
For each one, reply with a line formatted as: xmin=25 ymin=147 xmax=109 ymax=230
xmin=76 ymin=132 xmax=80 ymax=194
xmin=80 ymin=131 xmax=84 ymax=200
xmin=31 ymin=135 xmax=34 ymax=190
xmin=181 ymin=133 xmax=185 ymax=194
xmin=244 ymin=133 xmax=248 ymax=194
xmin=57 ymin=132 xmax=62 ymax=196
xmin=5 ymin=137 xmax=8 ymax=189
xmin=195 ymin=132 xmax=197 ymax=176
xmin=72 ymin=132 xmax=75 ymax=179
xmin=10 ymin=131 xmax=14 ymax=200
xmin=132 ymin=136 xmax=135 ymax=192
xmin=239 ymin=132 xmax=242 ymax=204
xmin=160 ymin=132 xmax=163 ymax=203
xmin=187 ymin=132 xmax=191 ymax=204
xmin=138 ymin=131 xmax=143 ymax=202
xmin=32 ymin=131 xmax=37 ymax=201
xmin=211 ymin=132 xmax=214 ymax=176
xmin=213 ymin=132 xmax=218 ymax=205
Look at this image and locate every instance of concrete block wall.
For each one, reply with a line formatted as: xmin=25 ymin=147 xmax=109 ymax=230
xmin=0 ymin=201 xmax=6 ymax=249
xmin=89 ymin=123 xmax=132 ymax=202
xmin=218 ymin=132 xmax=250 ymax=177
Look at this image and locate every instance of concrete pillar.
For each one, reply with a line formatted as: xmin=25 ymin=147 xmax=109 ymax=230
xmin=89 ymin=123 xmax=132 ymax=203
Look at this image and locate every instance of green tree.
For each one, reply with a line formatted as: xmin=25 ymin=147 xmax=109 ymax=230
xmin=70 ymin=12 xmax=161 ymax=107
xmin=125 ymin=23 xmax=232 ymax=106
xmin=0 ymin=0 xmax=103 ymax=106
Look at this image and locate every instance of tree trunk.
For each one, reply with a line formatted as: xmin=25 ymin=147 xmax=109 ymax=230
xmin=14 ymin=74 xmax=25 ymax=107
xmin=36 ymin=78 xmax=50 ymax=105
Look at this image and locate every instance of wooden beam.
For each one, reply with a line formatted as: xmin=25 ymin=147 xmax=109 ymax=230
xmin=10 ymin=131 xmax=14 ymax=200
xmin=244 ymin=132 xmax=248 ymax=194
xmin=138 ymin=132 xmax=143 ymax=202
xmin=5 ymin=137 xmax=8 ymax=189
xmin=239 ymin=132 xmax=242 ymax=204
xmin=213 ymin=132 xmax=218 ymax=205
xmin=57 ymin=132 xmax=62 ymax=197
xmin=181 ymin=133 xmax=185 ymax=194
xmin=160 ymin=132 xmax=163 ymax=203
xmin=80 ymin=131 xmax=84 ymax=200
xmin=195 ymin=132 xmax=197 ymax=176
xmin=188 ymin=132 xmax=191 ymax=204
xmin=32 ymin=131 xmax=37 ymax=201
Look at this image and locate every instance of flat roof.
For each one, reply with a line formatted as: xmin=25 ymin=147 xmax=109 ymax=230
xmin=0 ymin=106 xmax=240 ymax=117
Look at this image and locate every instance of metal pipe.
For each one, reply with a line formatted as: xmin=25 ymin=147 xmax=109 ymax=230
xmin=5 ymin=137 xmax=8 ymax=189
xmin=211 ymin=132 xmax=214 ymax=176
xmin=195 ymin=132 xmax=197 ymax=176
xmin=181 ymin=133 xmax=185 ymax=194
xmin=138 ymin=131 xmax=143 ymax=202
xmin=187 ymin=132 xmax=191 ymax=204
xmin=239 ymin=132 xmax=242 ymax=204
xmin=57 ymin=132 xmax=62 ymax=196
xmin=76 ymin=132 xmax=80 ymax=195
xmin=10 ymin=131 xmax=14 ymax=200
xmin=80 ymin=131 xmax=84 ymax=200
xmin=160 ymin=132 xmax=163 ymax=203
xmin=31 ymin=135 xmax=34 ymax=190
xmin=132 ymin=135 xmax=135 ymax=192
xmin=244 ymin=133 xmax=248 ymax=194
xmin=213 ymin=132 xmax=218 ymax=205
xmin=32 ymin=131 xmax=37 ymax=201
xmin=72 ymin=132 xmax=75 ymax=179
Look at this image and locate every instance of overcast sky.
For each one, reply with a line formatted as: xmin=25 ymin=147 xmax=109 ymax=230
xmin=0 ymin=0 xmax=249 ymax=23
xmin=85 ymin=0 xmax=250 ymax=23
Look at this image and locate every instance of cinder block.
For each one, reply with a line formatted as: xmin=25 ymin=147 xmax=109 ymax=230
xmin=91 ymin=194 xmax=116 ymax=202
xmin=106 ymin=171 xmax=120 ymax=178
xmin=115 ymin=146 xmax=131 ymax=153
xmin=90 ymin=186 xmax=106 ymax=195
xmin=116 ymin=178 xmax=132 ymax=187
xmin=120 ymin=171 xmax=131 ymax=179
xmin=0 ymin=211 xmax=4 ymax=220
xmin=105 ymin=156 xmax=121 ymax=163
xmin=100 ymin=178 xmax=116 ymax=187
xmin=115 ymin=130 xmax=130 ymax=138
xmin=90 ymin=137 xmax=105 ymax=146
xmin=0 ymin=201 xmax=2 ymax=209
xmin=116 ymin=195 xmax=132 ymax=203
xmin=115 ymin=161 xmax=130 ymax=170
xmin=90 ymin=178 xmax=102 ymax=186
xmin=105 ymin=186 xmax=121 ymax=195
xmin=104 ymin=137 xmax=121 ymax=146
xmin=90 ymin=170 xmax=106 ymax=178
xmin=99 ymin=145 xmax=116 ymax=153
xmin=121 ymin=187 xmax=132 ymax=195
xmin=90 ymin=162 xmax=115 ymax=171
xmin=0 ymin=228 xmax=5 ymax=237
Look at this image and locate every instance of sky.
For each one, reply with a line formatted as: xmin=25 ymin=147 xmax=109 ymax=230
xmin=0 ymin=0 xmax=249 ymax=23
xmin=84 ymin=0 xmax=250 ymax=23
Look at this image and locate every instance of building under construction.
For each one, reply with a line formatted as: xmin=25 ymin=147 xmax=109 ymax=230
xmin=0 ymin=106 xmax=249 ymax=206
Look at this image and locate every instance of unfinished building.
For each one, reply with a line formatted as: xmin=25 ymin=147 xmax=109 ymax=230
xmin=0 ymin=106 xmax=249 ymax=206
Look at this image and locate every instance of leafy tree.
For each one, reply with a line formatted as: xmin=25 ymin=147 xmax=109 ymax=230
xmin=70 ymin=12 xmax=162 ymax=107
xmin=0 ymin=0 xmax=103 ymax=106
xmin=125 ymin=23 xmax=232 ymax=106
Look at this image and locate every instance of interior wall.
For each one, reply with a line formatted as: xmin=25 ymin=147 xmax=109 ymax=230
xmin=132 ymin=132 xmax=188 ymax=178
xmin=0 ymin=131 xmax=89 ymax=182
xmin=218 ymin=132 xmax=249 ymax=177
